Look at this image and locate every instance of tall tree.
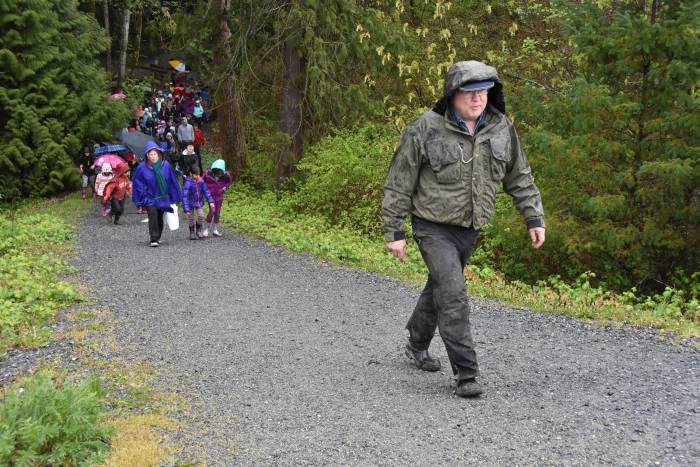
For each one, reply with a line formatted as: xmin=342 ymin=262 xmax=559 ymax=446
xmin=276 ymin=39 xmax=305 ymax=181
xmin=130 ymin=4 xmax=143 ymax=68
xmin=214 ymin=0 xmax=246 ymax=178
xmin=103 ymin=0 xmax=112 ymax=79
xmin=117 ymin=2 xmax=130 ymax=88
xmin=0 ymin=0 xmax=129 ymax=201
xmin=494 ymin=0 xmax=699 ymax=291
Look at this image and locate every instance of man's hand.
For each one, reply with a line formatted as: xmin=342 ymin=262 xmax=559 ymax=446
xmin=387 ymin=239 xmax=408 ymax=262
xmin=529 ymin=227 xmax=546 ymax=249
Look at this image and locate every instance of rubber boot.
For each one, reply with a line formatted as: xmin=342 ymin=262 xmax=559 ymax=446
xmin=189 ymin=225 xmax=197 ymax=240
xmin=196 ymin=223 xmax=204 ymax=239
xmin=212 ymin=224 xmax=223 ymax=237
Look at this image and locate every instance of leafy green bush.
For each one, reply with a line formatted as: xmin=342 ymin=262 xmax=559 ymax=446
xmin=286 ymin=124 xmax=398 ymax=235
xmin=0 ymin=212 xmax=81 ymax=355
xmin=0 ymin=373 xmax=113 ymax=465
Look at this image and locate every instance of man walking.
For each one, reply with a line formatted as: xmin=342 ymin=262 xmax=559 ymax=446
xmin=382 ymin=60 xmax=545 ymax=398
xmin=176 ymin=116 xmax=195 ymax=151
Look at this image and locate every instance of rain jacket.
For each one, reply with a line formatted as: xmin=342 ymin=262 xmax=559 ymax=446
xmin=132 ymin=159 xmax=182 ymax=212
xmin=182 ymin=175 xmax=213 ymax=212
xmin=102 ymin=165 xmax=132 ymax=203
xmin=94 ymin=163 xmax=114 ymax=197
xmin=382 ymin=60 xmax=544 ymax=243
xmin=203 ymin=170 xmax=232 ymax=203
xmin=193 ymin=102 xmax=204 ymax=119
xmin=194 ymin=128 xmax=206 ymax=148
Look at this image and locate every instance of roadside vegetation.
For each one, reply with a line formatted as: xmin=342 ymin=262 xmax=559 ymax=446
xmin=0 ymin=195 xmax=179 ymax=465
xmin=221 ymin=172 xmax=698 ymax=339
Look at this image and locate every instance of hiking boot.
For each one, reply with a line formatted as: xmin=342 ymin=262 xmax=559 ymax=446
xmin=405 ymin=342 xmax=441 ymax=372
xmin=196 ymin=223 xmax=204 ymax=239
xmin=455 ymin=379 xmax=483 ymax=398
xmin=189 ymin=226 xmax=197 ymax=240
xmin=149 ymin=241 xmax=159 ymax=247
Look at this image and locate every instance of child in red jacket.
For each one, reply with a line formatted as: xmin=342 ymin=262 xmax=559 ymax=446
xmin=102 ymin=165 xmax=132 ymax=225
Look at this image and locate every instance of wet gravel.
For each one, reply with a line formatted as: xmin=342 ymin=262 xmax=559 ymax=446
xmin=73 ymin=201 xmax=699 ymax=466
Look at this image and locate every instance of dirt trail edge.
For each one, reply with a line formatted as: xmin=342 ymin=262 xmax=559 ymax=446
xmin=74 ymin=202 xmax=698 ymax=466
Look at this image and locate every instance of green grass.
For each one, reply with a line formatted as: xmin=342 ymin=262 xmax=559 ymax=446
xmin=0 ymin=193 xmax=91 ymax=355
xmin=221 ymin=186 xmax=699 ymax=339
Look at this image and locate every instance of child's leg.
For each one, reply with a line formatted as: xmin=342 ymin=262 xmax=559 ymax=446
xmin=206 ymin=204 xmax=215 ymax=224
xmin=186 ymin=210 xmax=195 ymax=226
xmin=196 ymin=207 xmax=205 ymax=225
xmin=213 ymin=200 xmax=223 ymax=224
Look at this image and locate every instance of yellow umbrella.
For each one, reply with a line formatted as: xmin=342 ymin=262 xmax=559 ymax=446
xmin=168 ymin=59 xmax=186 ymax=73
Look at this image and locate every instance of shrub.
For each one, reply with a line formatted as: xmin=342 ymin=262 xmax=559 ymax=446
xmin=0 ymin=373 xmax=113 ymax=465
xmin=286 ymin=124 xmax=399 ymax=235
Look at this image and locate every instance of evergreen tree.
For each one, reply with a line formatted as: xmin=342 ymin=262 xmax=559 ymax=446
xmin=498 ymin=0 xmax=699 ymax=292
xmin=0 ymin=0 xmax=129 ymax=201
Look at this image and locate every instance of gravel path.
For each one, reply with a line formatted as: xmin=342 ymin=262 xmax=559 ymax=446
xmin=74 ymin=201 xmax=698 ymax=466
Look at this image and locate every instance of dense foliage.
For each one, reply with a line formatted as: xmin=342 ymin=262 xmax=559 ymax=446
xmin=498 ymin=1 xmax=699 ymax=291
xmin=0 ymin=205 xmax=82 ymax=355
xmin=0 ymin=0 xmax=128 ymax=201
xmin=4 ymin=0 xmax=695 ymax=311
xmin=0 ymin=374 xmax=112 ymax=465
xmin=245 ymin=0 xmax=698 ymax=299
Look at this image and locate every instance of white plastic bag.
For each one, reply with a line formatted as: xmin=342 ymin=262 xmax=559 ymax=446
xmin=164 ymin=204 xmax=179 ymax=231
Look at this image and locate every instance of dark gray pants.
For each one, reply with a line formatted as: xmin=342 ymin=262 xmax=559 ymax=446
xmin=146 ymin=204 xmax=165 ymax=242
xmin=407 ymin=216 xmax=479 ymax=382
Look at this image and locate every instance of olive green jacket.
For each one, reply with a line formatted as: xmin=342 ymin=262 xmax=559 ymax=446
xmin=382 ymin=61 xmax=545 ymax=243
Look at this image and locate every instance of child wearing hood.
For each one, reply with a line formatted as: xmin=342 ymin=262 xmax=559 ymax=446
xmin=202 ymin=159 xmax=232 ymax=237
xmin=102 ymin=165 xmax=132 ymax=225
xmin=95 ymin=163 xmax=115 ymax=216
xmin=183 ymin=166 xmax=215 ymax=240
xmin=132 ymin=141 xmax=183 ymax=247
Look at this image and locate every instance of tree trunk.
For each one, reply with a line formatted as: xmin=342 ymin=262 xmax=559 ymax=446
xmin=276 ymin=40 xmax=305 ymax=182
xmin=117 ymin=5 xmax=130 ymax=88
xmin=130 ymin=7 xmax=143 ymax=67
xmin=215 ymin=0 xmax=246 ymax=179
xmin=103 ymin=0 xmax=112 ymax=80
xmin=86 ymin=0 xmax=97 ymax=16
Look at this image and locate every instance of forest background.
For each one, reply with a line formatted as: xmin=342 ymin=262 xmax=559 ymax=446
xmin=1 ymin=0 xmax=698 ymax=330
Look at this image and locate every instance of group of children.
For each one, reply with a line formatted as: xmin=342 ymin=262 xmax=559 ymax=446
xmin=182 ymin=159 xmax=231 ymax=239
xmin=91 ymin=141 xmax=232 ymax=244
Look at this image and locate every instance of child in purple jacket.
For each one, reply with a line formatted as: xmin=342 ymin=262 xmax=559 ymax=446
xmin=202 ymin=159 xmax=233 ymax=237
xmin=183 ymin=166 xmax=214 ymax=240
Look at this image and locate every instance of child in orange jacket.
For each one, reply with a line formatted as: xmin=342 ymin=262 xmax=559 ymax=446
xmin=102 ymin=165 xmax=132 ymax=225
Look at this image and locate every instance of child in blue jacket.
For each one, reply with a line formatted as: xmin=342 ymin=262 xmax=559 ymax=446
xmin=183 ymin=166 xmax=214 ymax=240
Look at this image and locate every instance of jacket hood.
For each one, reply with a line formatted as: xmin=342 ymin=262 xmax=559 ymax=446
xmin=211 ymin=159 xmax=226 ymax=172
xmin=113 ymin=164 xmax=129 ymax=178
xmin=432 ymin=60 xmax=506 ymax=116
xmin=144 ymin=140 xmax=162 ymax=156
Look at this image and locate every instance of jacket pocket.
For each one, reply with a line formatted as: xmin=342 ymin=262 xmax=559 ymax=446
xmin=489 ymin=137 xmax=510 ymax=181
xmin=426 ymin=140 xmax=461 ymax=184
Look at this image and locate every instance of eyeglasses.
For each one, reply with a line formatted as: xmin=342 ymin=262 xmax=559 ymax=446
xmin=458 ymin=89 xmax=489 ymax=100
